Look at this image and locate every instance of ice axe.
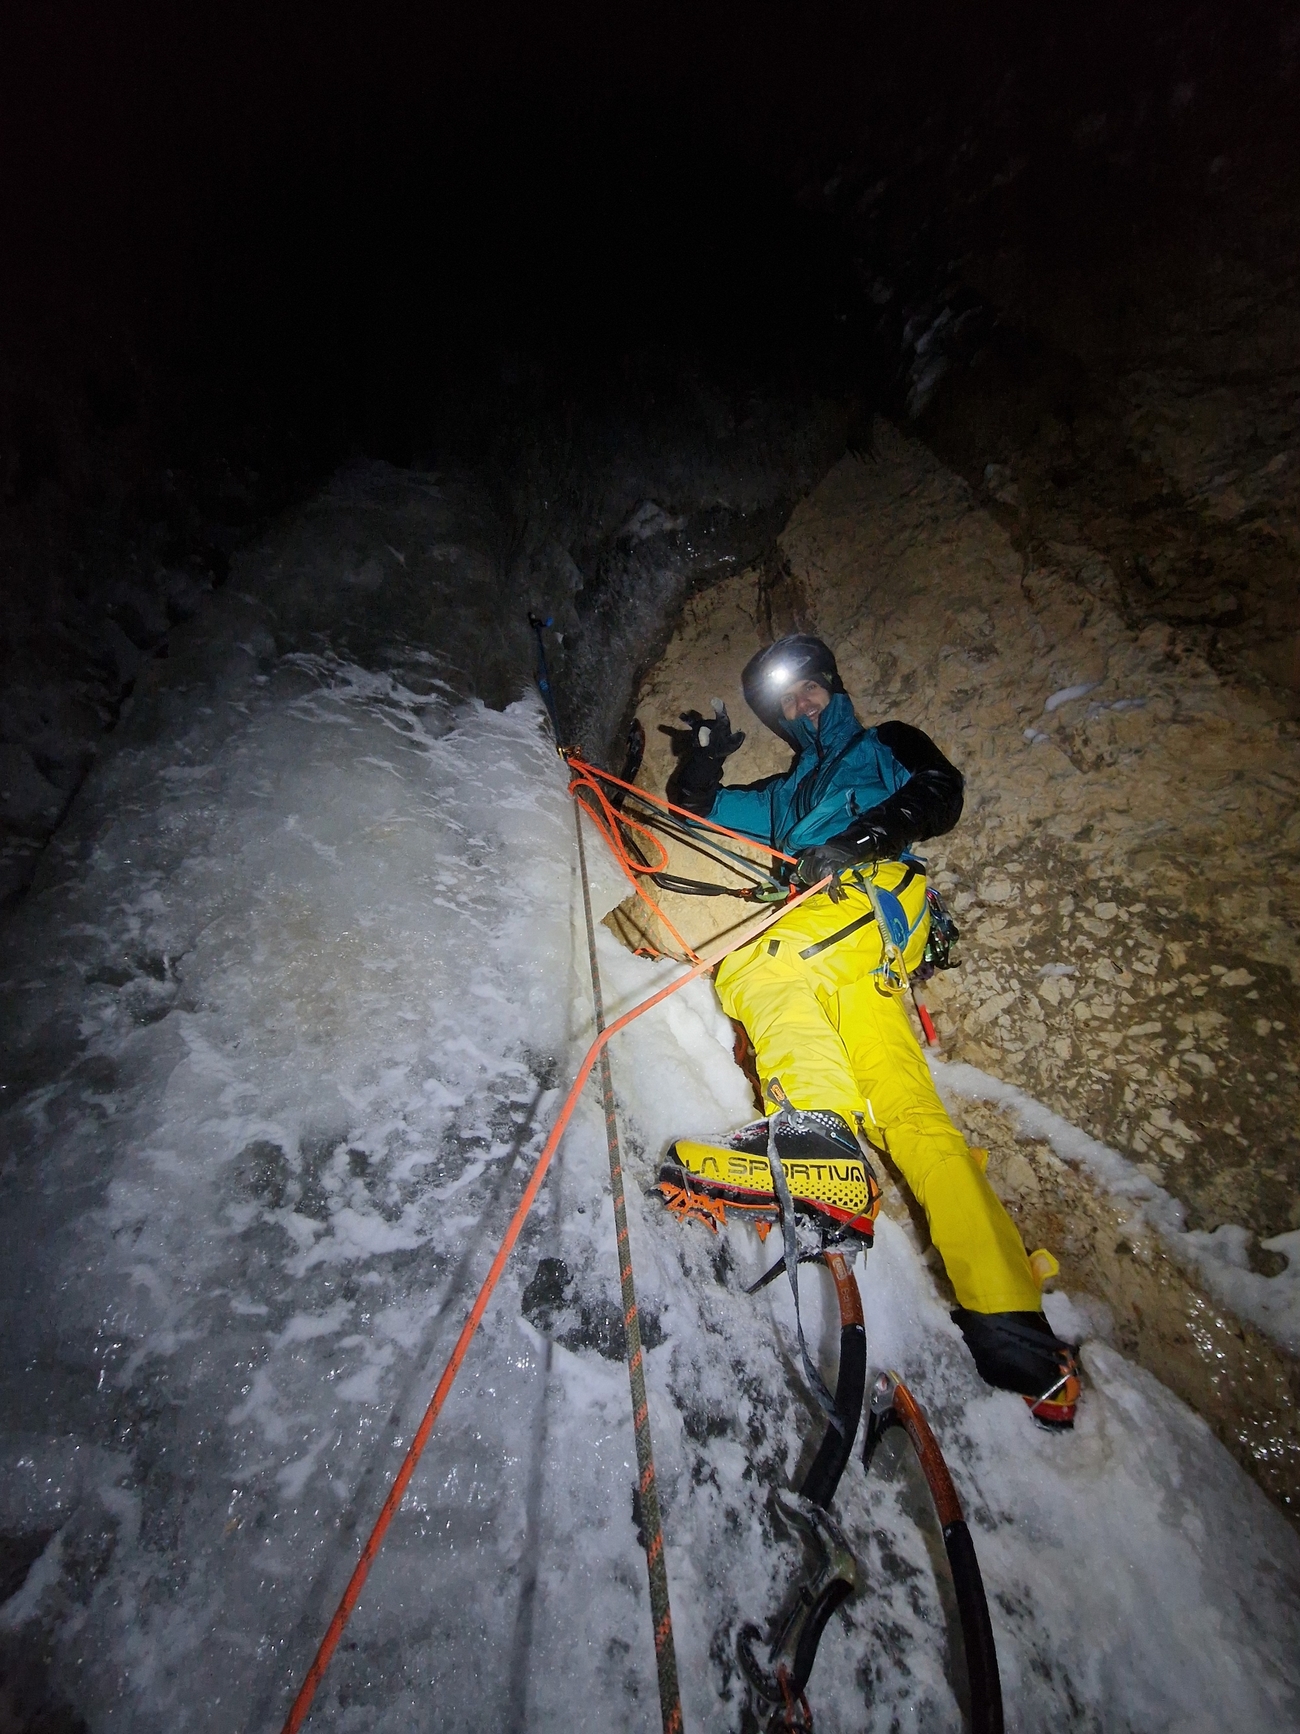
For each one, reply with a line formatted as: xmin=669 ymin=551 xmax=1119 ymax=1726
xmin=863 ymin=1371 xmax=1004 ymax=1734
xmin=527 ymin=611 xmax=564 ymax=746
xmin=737 ymin=1488 xmax=858 ymax=1724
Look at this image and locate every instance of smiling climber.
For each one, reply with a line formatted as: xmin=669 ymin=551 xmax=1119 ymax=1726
xmin=660 ymin=632 xmax=1080 ymax=1428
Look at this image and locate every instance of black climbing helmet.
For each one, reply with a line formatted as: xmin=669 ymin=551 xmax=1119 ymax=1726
xmin=741 ymin=634 xmax=845 ymax=744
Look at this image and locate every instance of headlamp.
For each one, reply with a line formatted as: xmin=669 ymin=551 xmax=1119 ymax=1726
xmin=764 ymin=662 xmax=793 ymax=690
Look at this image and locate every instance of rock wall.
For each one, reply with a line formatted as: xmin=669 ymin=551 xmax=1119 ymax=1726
xmin=618 ymin=419 xmax=1300 ymax=1512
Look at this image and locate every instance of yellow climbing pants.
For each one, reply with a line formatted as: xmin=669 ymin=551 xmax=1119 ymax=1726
xmin=715 ymin=874 xmax=1042 ymax=1315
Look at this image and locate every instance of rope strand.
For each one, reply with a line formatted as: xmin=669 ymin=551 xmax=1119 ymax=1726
xmin=566 ymin=752 xmax=799 ymax=961
xmin=277 ymin=833 xmax=830 ymax=1731
xmin=575 ymin=804 xmax=684 ymax=1734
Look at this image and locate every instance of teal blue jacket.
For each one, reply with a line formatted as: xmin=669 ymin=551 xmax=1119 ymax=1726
xmin=708 ymin=692 xmax=911 ymax=854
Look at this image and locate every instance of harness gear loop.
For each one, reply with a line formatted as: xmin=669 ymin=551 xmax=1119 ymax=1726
xmin=574 ymin=803 xmax=685 ymax=1734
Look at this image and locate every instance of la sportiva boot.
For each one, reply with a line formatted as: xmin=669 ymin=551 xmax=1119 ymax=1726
xmin=951 ymin=1307 xmax=1082 ymax=1430
xmin=658 ymin=1106 xmax=882 ymax=1240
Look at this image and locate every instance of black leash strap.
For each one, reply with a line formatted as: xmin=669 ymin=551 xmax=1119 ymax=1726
xmin=765 ymin=1106 xmax=843 ymax=1433
xmin=574 ymin=804 xmax=685 ymax=1734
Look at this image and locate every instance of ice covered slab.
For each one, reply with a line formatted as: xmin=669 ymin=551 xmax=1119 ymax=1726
xmin=0 ymin=601 xmax=595 ymax=1724
xmin=1 ymin=493 xmax=1299 ymax=1728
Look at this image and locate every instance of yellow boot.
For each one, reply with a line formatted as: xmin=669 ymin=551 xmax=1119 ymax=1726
xmin=662 ymin=1100 xmax=882 ymax=1236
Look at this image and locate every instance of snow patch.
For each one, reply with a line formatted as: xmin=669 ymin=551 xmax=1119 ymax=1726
xmin=1043 ymin=680 xmax=1099 ymax=712
xmin=931 ymin=1059 xmax=1300 ymax=1354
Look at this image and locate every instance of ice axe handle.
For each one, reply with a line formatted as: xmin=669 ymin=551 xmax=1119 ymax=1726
xmin=527 ymin=614 xmax=564 ymax=744
xmin=863 ymin=1373 xmax=1003 ymax=1734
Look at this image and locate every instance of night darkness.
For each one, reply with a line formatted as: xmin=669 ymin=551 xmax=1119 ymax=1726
xmin=4 ymin=1 xmax=1298 ymax=766
xmin=6 ymin=2 xmax=1295 ymax=463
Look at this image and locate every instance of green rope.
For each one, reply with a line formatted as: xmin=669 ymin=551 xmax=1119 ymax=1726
xmin=574 ymin=805 xmax=685 ymax=1734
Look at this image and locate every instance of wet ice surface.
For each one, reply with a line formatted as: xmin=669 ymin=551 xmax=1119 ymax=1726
xmin=1 ymin=484 xmax=1299 ymax=1733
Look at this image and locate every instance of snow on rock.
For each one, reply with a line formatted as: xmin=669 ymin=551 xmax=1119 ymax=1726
xmin=932 ymin=1059 xmax=1300 ymax=1355
xmin=621 ymin=424 xmax=1300 ymax=1512
xmin=1042 ymin=680 xmax=1100 ymax=713
xmin=598 ymin=936 xmax=1300 ymax=1731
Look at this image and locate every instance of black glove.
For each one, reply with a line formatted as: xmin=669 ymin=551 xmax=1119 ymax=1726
xmin=827 ymin=760 xmax=964 ymax=864
xmin=846 ymin=818 xmax=905 ymax=861
xmin=670 ymin=701 xmax=745 ymax=815
xmin=821 ymin=807 xmax=915 ymax=869
xmin=679 ymin=702 xmax=745 ymax=759
xmin=794 ymin=841 xmax=859 ymax=903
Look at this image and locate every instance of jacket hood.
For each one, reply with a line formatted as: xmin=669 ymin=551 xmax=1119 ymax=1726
xmin=741 ymin=635 xmax=846 ymax=746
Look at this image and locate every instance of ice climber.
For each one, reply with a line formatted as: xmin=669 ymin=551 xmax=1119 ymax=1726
xmin=659 ymin=633 xmax=1081 ymax=1428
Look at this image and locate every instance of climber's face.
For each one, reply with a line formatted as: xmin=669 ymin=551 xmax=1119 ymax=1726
xmin=778 ymin=678 xmax=831 ymax=724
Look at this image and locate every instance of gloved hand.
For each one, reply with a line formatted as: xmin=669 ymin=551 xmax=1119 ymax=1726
xmin=846 ymin=819 xmax=902 ymax=862
xmin=678 ymin=701 xmax=745 ymax=759
xmin=794 ymin=841 xmax=859 ymax=903
xmin=671 ymin=700 xmax=745 ymax=815
xmin=824 ymin=810 xmax=912 ymax=868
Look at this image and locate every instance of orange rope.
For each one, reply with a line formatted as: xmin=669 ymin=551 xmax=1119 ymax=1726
xmin=565 ymin=751 xmax=801 ymax=964
xmin=565 ymin=753 xmax=798 ymax=865
xmin=278 ymin=839 xmax=832 ymax=1734
xmin=567 ymin=762 xmax=703 ymax=962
